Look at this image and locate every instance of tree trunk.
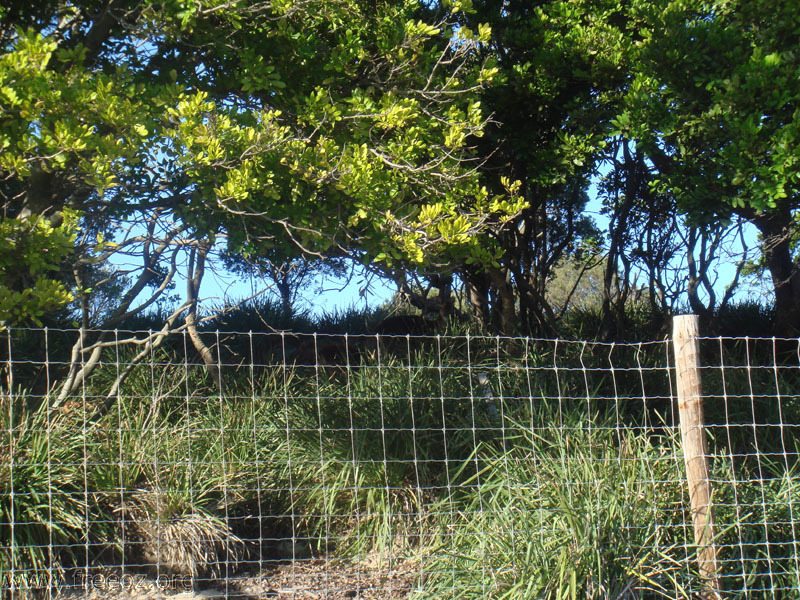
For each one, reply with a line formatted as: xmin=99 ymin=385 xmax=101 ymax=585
xmin=277 ymin=275 xmax=293 ymax=314
xmin=186 ymin=241 xmax=224 ymax=394
xmin=487 ymin=266 xmax=517 ymax=336
xmin=686 ymin=226 xmax=714 ymax=328
xmin=753 ymin=208 xmax=800 ymax=336
xmin=463 ymin=269 xmax=490 ymax=325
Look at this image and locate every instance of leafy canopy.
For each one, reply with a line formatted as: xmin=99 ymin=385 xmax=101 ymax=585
xmin=0 ymin=0 xmax=524 ymax=325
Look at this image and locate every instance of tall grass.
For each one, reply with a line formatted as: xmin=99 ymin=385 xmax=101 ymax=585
xmin=419 ymin=407 xmax=692 ymax=599
xmin=2 ymin=330 xmax=799 ymax=598
xmin=1 ymin=396 xmax=96 ymax=593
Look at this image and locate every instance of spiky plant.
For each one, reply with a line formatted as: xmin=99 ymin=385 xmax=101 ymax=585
xmin=116 ymin=488 xmax=246 ymax=580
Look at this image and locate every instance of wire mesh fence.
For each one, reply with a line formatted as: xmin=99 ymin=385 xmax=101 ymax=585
xmin=1 ymin=324 xmax=799 ymax=599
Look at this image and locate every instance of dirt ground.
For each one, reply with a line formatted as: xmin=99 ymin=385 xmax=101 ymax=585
xmin=55 ymin=557 xmax=420 ymax=600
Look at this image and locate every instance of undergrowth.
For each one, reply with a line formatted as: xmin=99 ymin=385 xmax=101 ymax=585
xmin=2 ymin=333 xmax=799 ymax=598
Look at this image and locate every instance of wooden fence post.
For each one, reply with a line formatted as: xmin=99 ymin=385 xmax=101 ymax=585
xmin=672 ymin=315 xmax=721 ymax=599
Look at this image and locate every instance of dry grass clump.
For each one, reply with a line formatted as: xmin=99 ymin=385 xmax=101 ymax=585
xmin=115 ymin=489 xmax=247 ymax=580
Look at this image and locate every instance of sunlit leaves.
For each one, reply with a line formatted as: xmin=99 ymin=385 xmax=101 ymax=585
xmin=151 ymin=0 xmax=521 ymax=269
xmin=0 ymin=210 xmax=79 ymax=325
xmin=404 ymin=19 xmax=441 ymax=39
xmin=443 ymin=0 xmax=475 ymax=14
xmin=0 ymin=0 xmax=526 ymax=325
xmin=0 ymin=29 xmax=164 ymax=186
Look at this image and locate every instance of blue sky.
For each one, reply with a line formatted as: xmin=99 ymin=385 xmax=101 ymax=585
xmin=199 ymin=261 xmax=396 ymax=316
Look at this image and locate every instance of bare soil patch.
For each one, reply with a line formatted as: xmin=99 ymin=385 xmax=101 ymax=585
xmin=55 ymin=556 xmax=418 ymax=600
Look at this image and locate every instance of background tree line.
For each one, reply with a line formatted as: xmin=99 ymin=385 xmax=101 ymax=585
xmin=1 ymin=0 xmax=798 ymax=345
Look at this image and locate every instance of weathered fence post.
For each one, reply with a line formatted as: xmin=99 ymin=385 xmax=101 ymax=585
xmin=672 ymin=315 xmax=721 ymax=599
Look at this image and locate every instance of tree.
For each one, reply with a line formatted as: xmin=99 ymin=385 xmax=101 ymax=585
xmin=615 ymin=0 xmax=800 ymax=333
xmin=0 ymin=7 xmax=159 ymax=325
xmin=594 ymin=138 xmax=752 ymax=338
xmin=440 ymin=0 xmax=626 ymax=335
xmin=223 ymin=251 xmax=348 ymax=314
xmin=1 ymin=0 xmax=525 ymax=399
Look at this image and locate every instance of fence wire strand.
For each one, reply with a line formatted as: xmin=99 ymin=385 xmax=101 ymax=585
xmin=1 ymin=328 xmax=799 ymax=599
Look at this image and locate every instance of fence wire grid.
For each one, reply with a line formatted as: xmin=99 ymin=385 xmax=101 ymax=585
xmin=1 ymin=326 xmax=799 ymax=599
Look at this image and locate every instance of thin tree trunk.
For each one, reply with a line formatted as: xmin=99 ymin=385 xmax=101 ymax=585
xmin=54 ymin=223 xmax=184 ymax=406
xmin=185 ymin=241 xmax=224 ymax=394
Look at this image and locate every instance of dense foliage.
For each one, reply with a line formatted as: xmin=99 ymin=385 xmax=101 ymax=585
xmin=0 ymin=0 xmax=522 ymax=330
xmin=1 ymin=0 xmax=800 ymax=342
